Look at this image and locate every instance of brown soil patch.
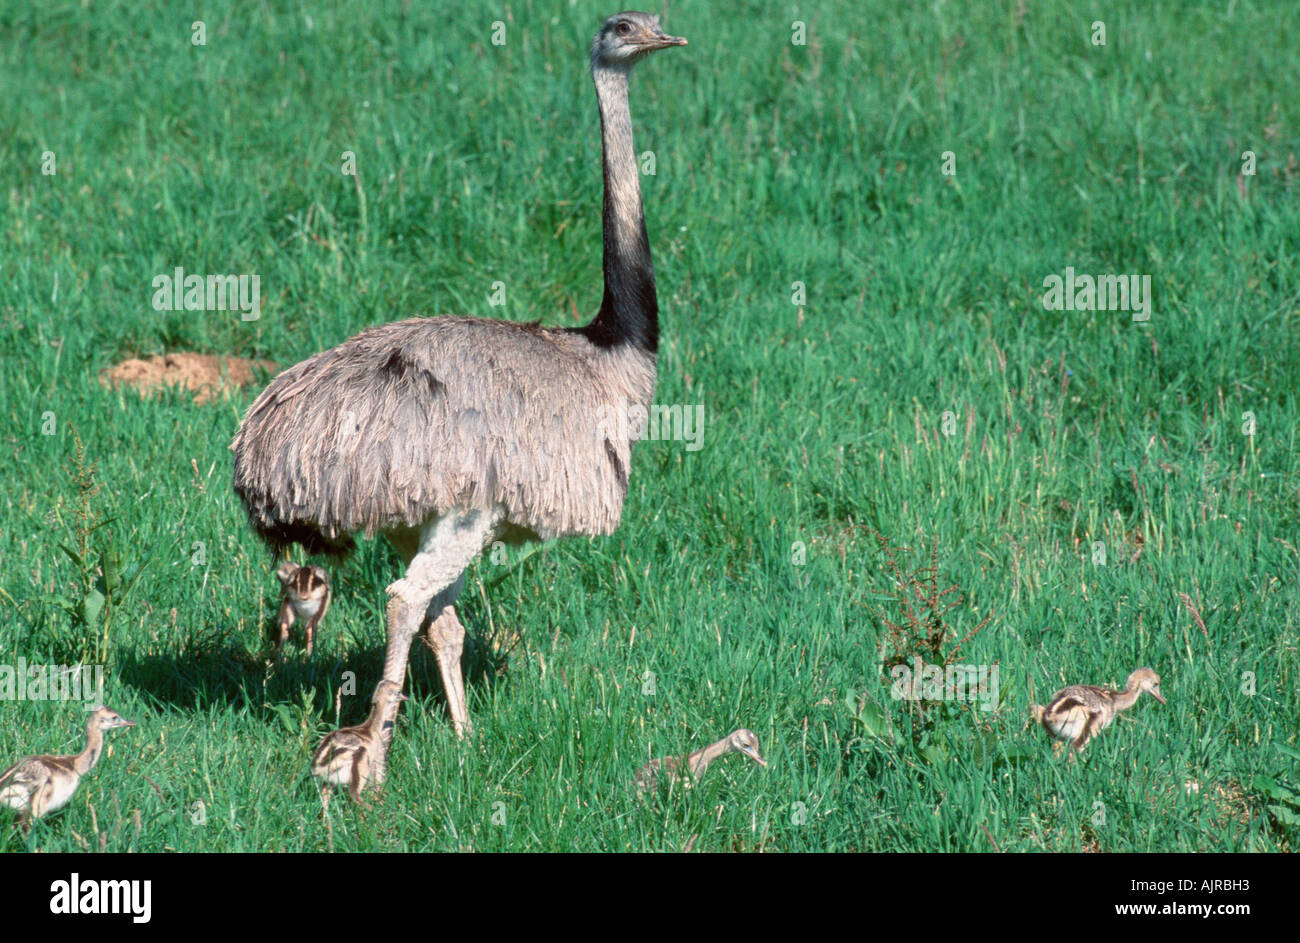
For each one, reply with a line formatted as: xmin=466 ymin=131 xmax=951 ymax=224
xmin=100 ymin=353 xmax=276 ymax=405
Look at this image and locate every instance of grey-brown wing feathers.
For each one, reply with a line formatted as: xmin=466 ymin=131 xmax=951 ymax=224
xmin=231 ymin=316 xmax=655 ymax=553
xmin=1048 ymin=694 xmax=1087 ymax=712
xmin=0 ymin=758 xmax=51 ymax=797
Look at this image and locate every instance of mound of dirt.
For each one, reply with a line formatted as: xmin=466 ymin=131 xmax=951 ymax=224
xmin=100 ymin=353 xmax=277 ymax=405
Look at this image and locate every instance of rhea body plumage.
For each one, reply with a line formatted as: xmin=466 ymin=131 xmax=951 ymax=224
xmin=274 ymin=560 xmax=331 ymax=659
xmin=310 ymin=680 xmax=408 ymax=804
xmin=634 ymin=728 xmax=767 ymax=795
xmin=1032 ymin=668 xmax=1166 ymax=753
xmin=231 ymin=13 xmax=686 ymax=740
xmin=0 ymin=707 xmax=136 ymax=831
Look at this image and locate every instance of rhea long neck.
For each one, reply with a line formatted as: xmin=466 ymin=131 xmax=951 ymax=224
xmin=363 ymin=699 xmax=388 ymax=737
xmin=75 ymin=720 xmax=106 ymax=775
xmin=576 ymin=63 xmax=659 ymax=355
xmin=365 ymin=697 xmax=400 ymax=746
xmin=1112 ymin=683 xmax=1143 ymax=712
xmin=686 ymin=737 xmax=734 ymax=778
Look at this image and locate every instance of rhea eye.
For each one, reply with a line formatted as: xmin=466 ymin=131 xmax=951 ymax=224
xmin=615 ymin=21 xmax=631 ymax=35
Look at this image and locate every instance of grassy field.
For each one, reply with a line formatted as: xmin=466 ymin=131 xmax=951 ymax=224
xmin=1 ymin=0 xmax=1297 ymax=852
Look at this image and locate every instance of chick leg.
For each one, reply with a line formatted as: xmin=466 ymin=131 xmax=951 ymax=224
xmin=274 ymin=600 xmax=294 ymax=662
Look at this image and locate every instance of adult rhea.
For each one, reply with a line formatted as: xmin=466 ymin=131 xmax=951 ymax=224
xmin=231 ymin=13 xmax=686 ymax=739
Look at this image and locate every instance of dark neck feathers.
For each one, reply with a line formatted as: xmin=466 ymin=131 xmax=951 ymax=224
xmin=574 ymin=64 xmax=659 ymax=354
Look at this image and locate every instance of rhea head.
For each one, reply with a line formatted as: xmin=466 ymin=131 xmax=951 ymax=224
xmin=592 ymin=11 xmax=687 ymax=69
xmin=1127 ymin=667 xmax=1166 ymax=704
xmin=372 ymin=679 xmax=408 ymax=708
xmin=729 ymin=728 xmax=767 ymax=766
xmin=88 ymin=707 xmax=136 ymax=731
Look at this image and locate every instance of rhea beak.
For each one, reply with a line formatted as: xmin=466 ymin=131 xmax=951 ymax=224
xmin=647 ymin=32 xmax=687 ymax=49
xmin=116 ymin=719 xmax=137 ymax=728
xmin=1151 ymin=689 xmax=1166 ymax=705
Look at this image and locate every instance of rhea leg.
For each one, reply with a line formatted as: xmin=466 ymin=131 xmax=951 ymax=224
xmin=304 ymin=606 xmax=326 ymax=657
xmin=1071 ymin=710 xmax=1102 ymax=754
xmin=368 ymin=586 xmax=432 ymax=785
xmin=30 ymin=781 xmax=55 ymax=821
xmin=378 ymin=510 xmax=497 ymax=741
xmin=426 ymin=598 xmax=471 ymax=738
xmin=274 ymin=599 xmax=294 ymax=662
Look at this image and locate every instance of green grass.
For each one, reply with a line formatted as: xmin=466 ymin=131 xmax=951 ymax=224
xmin=1 ymin=0 xmax=1298 ymax=851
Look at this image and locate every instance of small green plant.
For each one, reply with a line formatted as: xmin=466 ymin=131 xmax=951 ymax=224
xmin=852 ymin=529 xmax=994 ymax=760
xmin=270 ymin=687 xmax=320 ymax=754
xmin=1254 ymin=745 xmax=1300 ymax=837
xmin=41 ymin=429 xmax=160 ymax=665
xmin=868 ymin=529 xmax=992 ymax=677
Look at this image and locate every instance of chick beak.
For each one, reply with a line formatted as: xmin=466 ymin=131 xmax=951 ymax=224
xmin=1151 ymin=689 xmax=1166 ymax=705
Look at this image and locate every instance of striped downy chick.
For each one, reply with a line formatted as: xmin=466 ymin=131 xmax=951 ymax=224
xmin=274 ymin=560 xmax=331 ymax=659
xmin=1032 ymin=667 xmax=1165 ymax=753
xmin=634 ymin=728 xmax=767 ymax=796
xmin=0 ymin=707 xmax=136 ymax=833
xmin=310 ymin=680 xmax=407 ymax=805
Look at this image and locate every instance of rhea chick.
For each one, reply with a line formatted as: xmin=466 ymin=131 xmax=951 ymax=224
xmin=274 ymin=560 xmax=331 ymax=659
xmin=0 ymin=707 xmax=136 ymax=832
xmin=1032 ymin=667 xmax=1166 ymax=753
xmin=310 ymin=680 xmax=407 ymax=805
xmin=634 ymin=728 xmax=767 ymax=796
